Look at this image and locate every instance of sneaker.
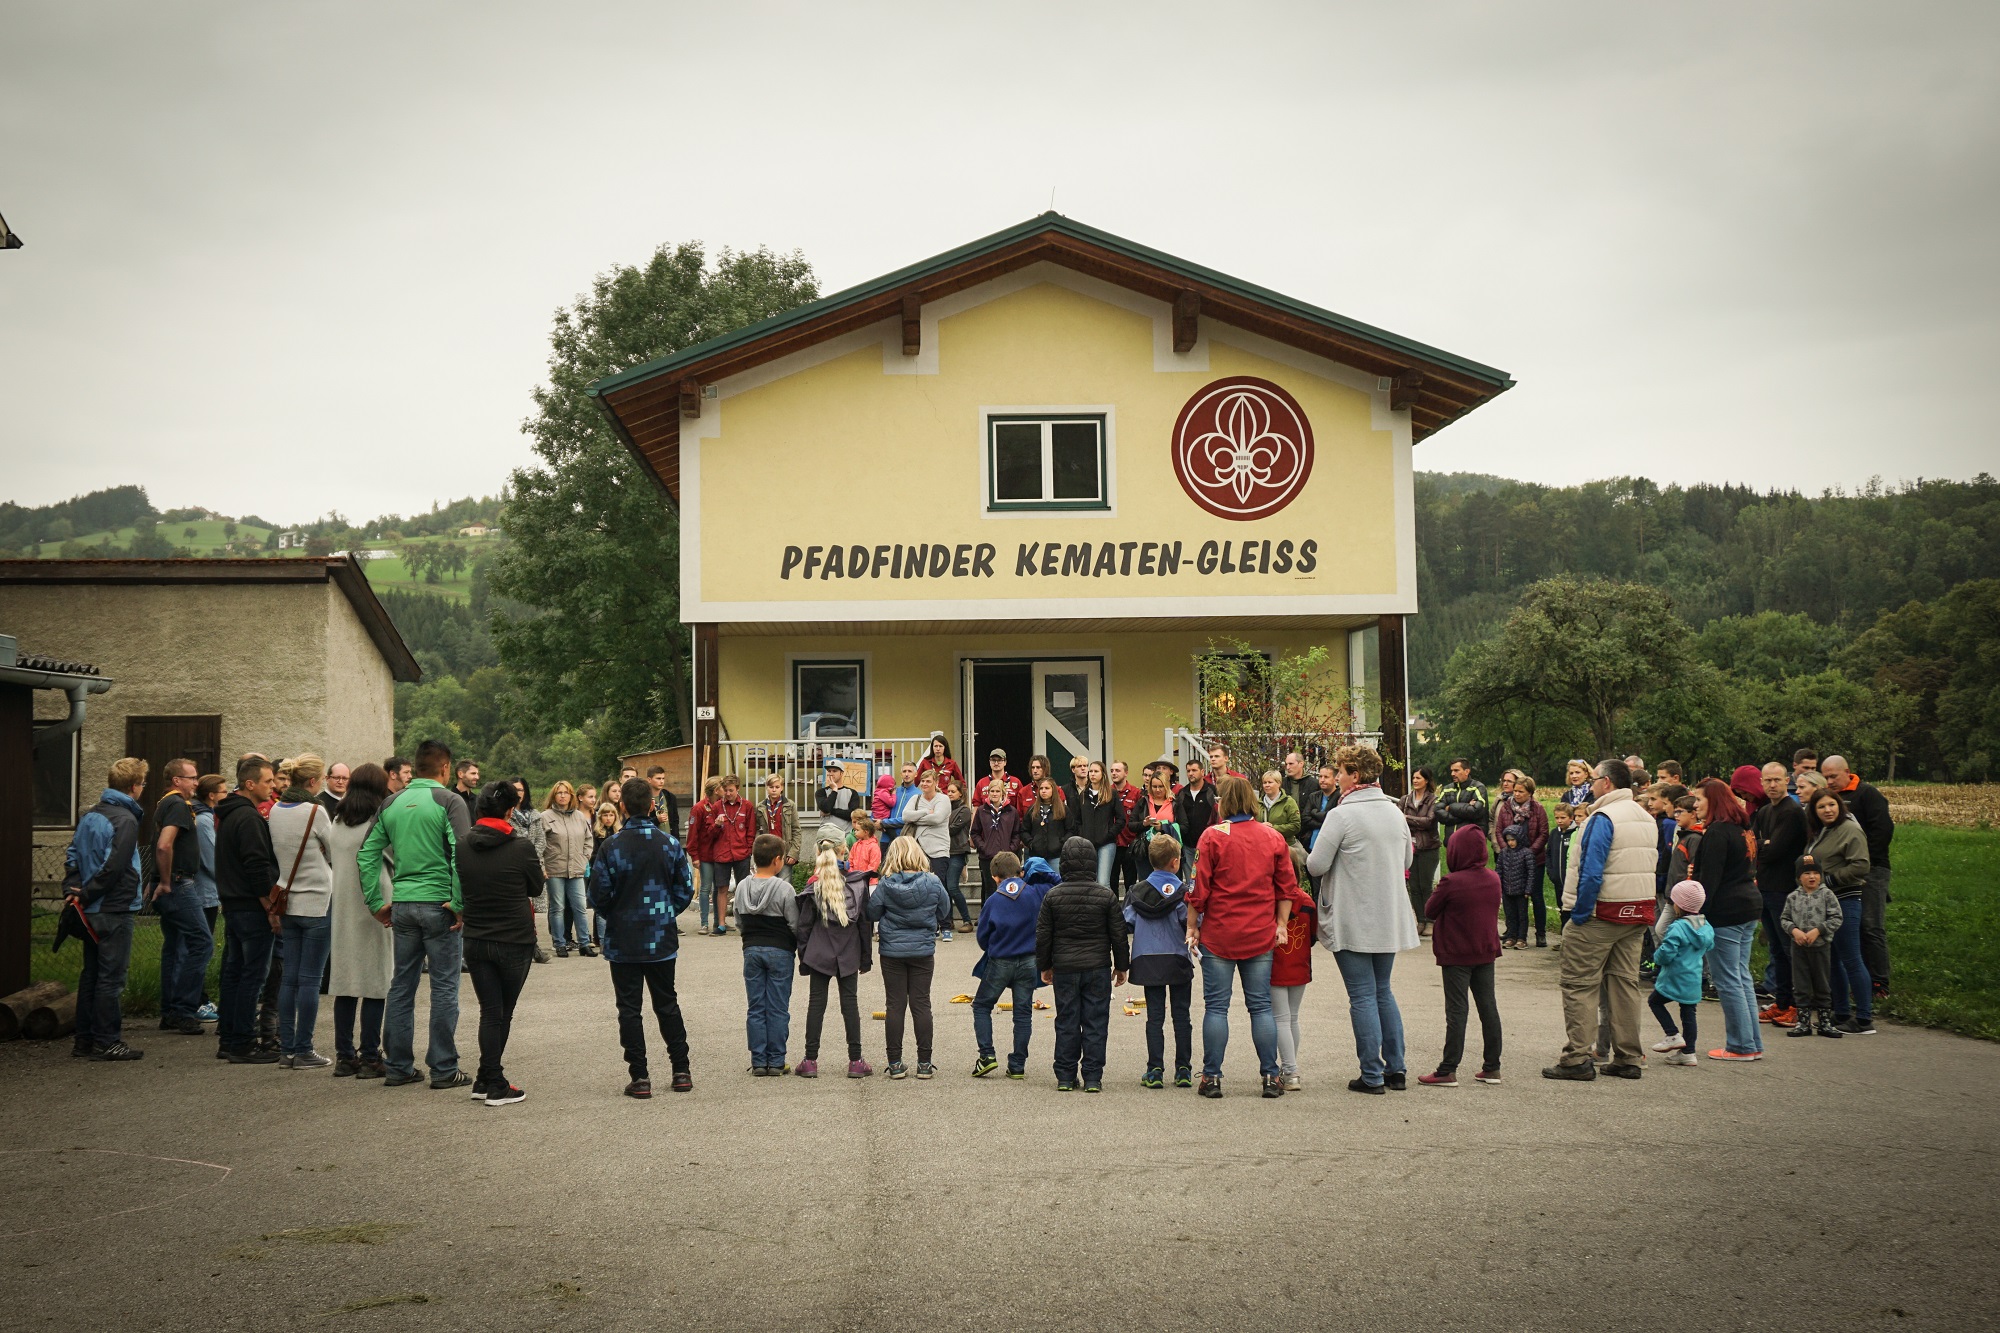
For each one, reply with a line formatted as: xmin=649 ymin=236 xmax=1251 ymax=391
xmin=196 ymin=1001 xmax=218 ymax=1022
xmin=1261 ymin=1075 xmax=1285 ymax=1098
xmin=1837 ymin=1016 xmax=1877 ymax=1035
xmin=972 ymin=1054 xmax=999 ymax=1079
xmin=1346 ymin=1077 xmax=1385 ymax=1095
xmin=625 ymin=1078 xmax=652 ymax=1099
xmin=1056 ymin=1082 xmax=1075 ymax=1093
xmin=1005 ymin=1065 xmax=1025 ymax=1080
xmin=553 ymin=949 xmax=568 ymax=959
xmin=1707 ymin=1049 xmax=1762 ymax=1061
xmin=697 ymin=926 xmax=710 ymax=936
xmin=161 ymin=1015 xmax=204 ymax=1035
xmin=1766 ymin=1006 xmax=1799 ymax=1028
xmin=1197 ymin=1075 xmax=1222 ymax=1099
xmin=1141 ymin=1066 xmax=1164 ymax=1088
xmin=90 ymin=1041 xmax=144 ymax=1062
xmin=670 ymin=1069 xmax=693 ymax=1092
xmin=796 ymin=1059 xmax=819 ymax=1078
xmin=290 ymin=1050 xmax=332 ymax=1069
xmin=226 ymin=1046 xmax=281 ymax=1065
xmin=1283 ymin=1073 xmax=1302 ymax=1091
xmin=1651 ymin=1034 xmax=1686 ymax=1053
xmin=1787 ymin=1016 xmax=1814 ymax=1038
xmin=1083 ymin=1083 xmax=1101 ymax=1094
xmin=332 ymin=1056 xmax=362 ymax=1078
xmin=941 ymin=930 xmax=954 ymax=943
xmin=847 ymin=1060 xmax=875 ymax=1078
xmin=1385 ymin=1072 xmax=1407 ymax=1091
xmin=887 ymin=1062 xmax=909 ymax=1080
xmin=484 ymin=1082 xmax=526 ymax=1106
xmin=1473 ymin=1068 xmax=1502 ymax=1084
xmin=1175 ymin=1066 xmax=1193 ymax=1088
xmin=1541 ymin=1061 xmax=1596 ymax=1081
xmin=355 ymin=1058 xmax=387 ymax=1080
xmin=1758 ymin=1002 xmax=1782 ymax=1022
xmin=750 ymin=1066 xmax=770 ymax=1077
xmin=579 ymin=945 xmax=598 ymax=957
xmin=915 ymin=1062 xmax=935 ymax=1079
xmin=1601 ymin=1063 xmax=1642 ymax=1080
xmin=470 ymin=1077 xmax=491 ymax=1101
xmin=1418 ymin=1071 xmax=1458 ymax=1087
xmin=533 ymin=947 xmax=552 ymax=963
xmin=1535 ymin=937 xmax=1547 ymax=948
xmin=430 ymin=1070 xmax=473 ymax=1091
xmin=382 ymin=1069 xmax=425 ymax=1086
xmin=1664 ymin=1051 xmax=1699 ymax=1066
xmin=71 ymin=1042 xmax=93 ymax=1059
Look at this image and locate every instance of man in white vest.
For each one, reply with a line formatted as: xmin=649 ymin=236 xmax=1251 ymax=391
xmin=1544 ymin=758 xmax=1658 ymax=1081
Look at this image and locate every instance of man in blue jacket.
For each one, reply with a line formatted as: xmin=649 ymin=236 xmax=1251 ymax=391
xmin=969 ymin=851 xmax=1053 ymax=1079
xmin=589 ymin=777 xmax=696 ymax=1099
xmin=64 ymin=757 xmax=150 ymax=1061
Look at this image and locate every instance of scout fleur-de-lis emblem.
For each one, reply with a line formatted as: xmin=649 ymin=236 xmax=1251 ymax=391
xmin=1172 ymin=376 xmax=1315 ymax=520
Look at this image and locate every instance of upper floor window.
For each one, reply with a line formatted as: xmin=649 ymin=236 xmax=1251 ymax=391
xmin=986 ymin=414 xmax=1109 ymax=512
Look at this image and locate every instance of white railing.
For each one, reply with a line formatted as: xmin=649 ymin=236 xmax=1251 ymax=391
xmin=708 ymin=736 xmax=940 ymax=813
xmin=1163 ymin=727 xmax=1383 ymax=779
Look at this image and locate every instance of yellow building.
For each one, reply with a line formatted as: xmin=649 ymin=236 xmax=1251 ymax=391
xmin=591 ymin=215 xmax=1510 ymax=794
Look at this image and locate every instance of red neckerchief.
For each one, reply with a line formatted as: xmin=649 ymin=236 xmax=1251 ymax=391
xmin=765 ymin=796 xmax=785 ymax=836
xmin=476 ymin=817 xmax=513 ymax=834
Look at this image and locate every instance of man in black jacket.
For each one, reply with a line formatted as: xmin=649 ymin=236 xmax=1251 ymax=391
xmin=1821 ymin=755 xmax=1894 ymax=993
xmin=1436 ymin=760 xmax=1489 ymax=842
xmin=1172 ymin=760 xmax=1218 ymax=876
xmin=1754 ymin=762 xmax=1810 ymax=1024
xmin=1035 ymin=837 xmax=1129 ymax=1092
xmin=214 ymin=757 xmax=281 ymax=1062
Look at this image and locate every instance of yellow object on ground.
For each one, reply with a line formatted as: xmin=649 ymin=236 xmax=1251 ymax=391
xmin=949 ymin=994 xmax=973 ymax=1004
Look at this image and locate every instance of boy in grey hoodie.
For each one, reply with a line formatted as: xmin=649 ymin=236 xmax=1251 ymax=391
xmin=737 ymin=833 xmax=805 ymax=1074
xmin=1780 ymin=852 xmax=1844 ymax=1039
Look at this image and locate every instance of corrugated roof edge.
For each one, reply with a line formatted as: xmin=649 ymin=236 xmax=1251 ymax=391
xmin=586 ymin=212 xmax=1513 ymax=399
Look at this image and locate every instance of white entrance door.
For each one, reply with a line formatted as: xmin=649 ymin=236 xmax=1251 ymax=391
xmin=1032 ymin=660 xmax=1103 ymax=775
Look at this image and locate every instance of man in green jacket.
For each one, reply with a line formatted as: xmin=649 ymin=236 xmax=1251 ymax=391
xmin=360 ymin=738 xmax=472 ymax=1090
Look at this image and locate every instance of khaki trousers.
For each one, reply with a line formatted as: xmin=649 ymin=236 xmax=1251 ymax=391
xmin=1559 ymin=916 xmax=1647 ymax=1066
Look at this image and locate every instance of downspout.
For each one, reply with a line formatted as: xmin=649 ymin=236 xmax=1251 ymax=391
xmin=33 ymin=683 xmax=93 ymax=751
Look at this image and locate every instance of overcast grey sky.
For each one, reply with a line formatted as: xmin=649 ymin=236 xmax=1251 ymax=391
xmin=3 ymin=2 xmax=1996 ymax=523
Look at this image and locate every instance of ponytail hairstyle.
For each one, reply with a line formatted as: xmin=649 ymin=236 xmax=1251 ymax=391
xmin=812 ymin=846 xmax=848 ymax=926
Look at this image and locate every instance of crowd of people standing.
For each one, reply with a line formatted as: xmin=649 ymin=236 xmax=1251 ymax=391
xmin=58 ymin=725 xmax=1895 ymax=1104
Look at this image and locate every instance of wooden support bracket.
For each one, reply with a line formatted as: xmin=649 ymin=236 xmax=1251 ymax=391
xmin=1173 ymin=290 xmax=1201 ymax=353
xmin=901 ymin=292 xmax=922 ymax=356
xmin=1390 ymin=371 xmax=1424 ymax=413
xmin=679 ymin=380 xmax=702 ymax=419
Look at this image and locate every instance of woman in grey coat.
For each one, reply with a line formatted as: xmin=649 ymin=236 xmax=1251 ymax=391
xmin=1306 ymin=744 xmax=1417 ymax=1094
xmin=326 ymin=763 xmax=396 ymax=1078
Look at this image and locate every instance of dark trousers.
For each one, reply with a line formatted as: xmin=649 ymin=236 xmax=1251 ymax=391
xmin=610 ymin=958 xmax=689 ymax=1079
xmin=257 ymin=941 xmax=283 ymax=1042
xmin=880 ymin=954 xmax=936 ymax=1063
xmin=1862 ymin=866 xmax=1892 ymax=986
xmin=978 ymin=853 xmax=1000 ymax=901
xmin=1530 ymin=870 xmax=1548 ymax=940
xmin=928 ymin=856 xmax=973 ymax=927
xmin=1793 ymin=942 xmax=1834 ymax=1011
xmin=333 ymin=995 xmax=384 ymax=1061
xmin=465 ymin=938 xmax=534 ymax=1083
xmin=1144 ymin=980 xmax=1192 ymax=1071
xmin=1648 ymin=990 xmax=1699 ymax=1050
xmin=1052 ymin=967 xmax=1113 ymax=1085
xmin=1438 ymin=962 xmax=1501 ymax=1075
xmin=218 ymin=908 xmax=276 ymax=1052
xmin=805 ymin=969 xmax=862 ymax=1062
xmin=75 ymin=910 xmax=136 ymax=1049
xmin=1760 ymin=890 xmax=1795 ymax=1007
xmin=1109 ymin=845 xmax=1142 ymax=899
xmin=154 ymin=881 xmax=212 ymax=1021
xmin=1408 ymin=847 xmax=1438 ymax=924
xmin=1502 ymin=895 xmax=1528 ymax=942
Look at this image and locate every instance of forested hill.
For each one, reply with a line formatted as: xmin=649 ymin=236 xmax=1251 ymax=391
xmin=1409 ymin=472 xmax=2000 ymax=698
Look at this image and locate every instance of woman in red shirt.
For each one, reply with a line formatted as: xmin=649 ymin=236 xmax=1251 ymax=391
xmin=1185 ymin=776 xmax=1300 ymax=1100
xmin=913 ymin=734 xmax=964 ymax=792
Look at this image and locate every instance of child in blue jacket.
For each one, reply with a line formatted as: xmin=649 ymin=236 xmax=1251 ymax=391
xmin=1496 ymin=825 xmax=1537 ymax=948
xmin=971 ymin=852 xmax=1052 ymax=1078
xmin=1123 ymin=836 xmax=1194 ymax=1089
xmin=1649 ymin=880 xmax=1715 ymax=1067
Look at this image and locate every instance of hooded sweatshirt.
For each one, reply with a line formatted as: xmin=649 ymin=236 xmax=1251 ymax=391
xmin=735 ymin=870 xmax=803 ymax=952
xmin=976 ymin=873 xmax=1048 ymax=963
xmin=1651 ymin=910 xmax=1716 ymax=1006
xmin=459 ymin=819 xmax=546 ymax=945
xmin=1035 ymin=837 xmax=1130 ymax=975
xmin=867 ymin=868 xmax=950 ymax=957
xmin=1122 ymin=868 xmax=1192 ymax=987
xmin=214 ymin=789 xmax=280 ymax=911
xmin=1423 ymin=826 xmax=1502 ymax=967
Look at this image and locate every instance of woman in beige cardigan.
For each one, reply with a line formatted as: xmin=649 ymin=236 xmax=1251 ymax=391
xmin=541 ymin=781 xmax=597 ymax=957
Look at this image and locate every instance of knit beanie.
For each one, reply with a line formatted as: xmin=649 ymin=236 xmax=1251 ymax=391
xmin=1668 ymin=879 xmax=1706 ymax=915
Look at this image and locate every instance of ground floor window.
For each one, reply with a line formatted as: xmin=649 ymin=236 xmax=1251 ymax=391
xmin=793 ymin=660 xmax=864 ymax=738
xmin=32 ymin=730 xmax=78 ymax=828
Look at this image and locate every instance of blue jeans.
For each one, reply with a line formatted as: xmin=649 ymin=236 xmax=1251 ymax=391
xmin=1830 ymin=893 xmax=1874 ymax=1022
xmin=278 ymin=914 xmax=332 ymax=1056
xmin=1199 ymin=951 xmax=1278 ymax=1079
xmin=1095 ymin=842 xmax=1117 ymax=887
xmin=699 ymin=863 xmax=717 ymax=930
xmin=1710 ymin=920 xmax=1763 ymax=1053
xmin=1052 ymin=967 xmax=1112 ymax=1085
xmin=548 ymin=876 xmax=590 ymax=948
xmin=972 ymin=953 xmax=1038 ymax=1067
xmin=218 ymin=907 xmax=276 ymax=1052
xmin=154 ymin=880 xmax=213 ymax=1022
xmin=1333 ymin=949 xmax=1406 ymax=1085
xmin=945 ymin=854 xmax=972 ymax=925
xmin=385 ymin=902 xmax=462 ymax=1080
xmin=742 ymin=945 xmax=796 ymax=1067
xmin=75 ymin=910 xmax=136 ymax=1049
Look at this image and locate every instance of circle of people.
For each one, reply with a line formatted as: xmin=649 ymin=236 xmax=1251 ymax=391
xmin=59 ymin=731 xmax=1891 ymax=1102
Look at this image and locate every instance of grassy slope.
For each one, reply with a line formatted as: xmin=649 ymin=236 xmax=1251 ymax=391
xmin=1873 ymin=823 xmax=1998 ymax=1039
xmin=49 ymin=528 xmax=488 ymax=601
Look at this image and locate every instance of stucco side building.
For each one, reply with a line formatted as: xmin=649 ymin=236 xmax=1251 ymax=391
xmin=0 ymin=557 xmax=419 ymax=867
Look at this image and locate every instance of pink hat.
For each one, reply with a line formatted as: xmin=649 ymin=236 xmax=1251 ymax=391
xmin=1669 ymin=879 xmax=1706 ymax=914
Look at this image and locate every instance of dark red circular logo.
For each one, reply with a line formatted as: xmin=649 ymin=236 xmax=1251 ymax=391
xmin=1171 ymin=376 xmax=1314 ymax=521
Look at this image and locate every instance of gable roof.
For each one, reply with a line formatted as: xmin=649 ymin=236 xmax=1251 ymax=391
xmin=0 ymin=557 xmax=422 ymax=682
xmin=588 ymin=212 xmax=1514 ymax=505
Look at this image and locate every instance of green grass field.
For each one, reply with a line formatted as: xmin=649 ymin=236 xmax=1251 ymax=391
xmin=46 ymin=526 xmax=488 ymax=602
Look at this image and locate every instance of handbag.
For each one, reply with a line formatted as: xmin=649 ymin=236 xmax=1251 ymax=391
xmin=269 ymin=803 xmax=320 ymax=929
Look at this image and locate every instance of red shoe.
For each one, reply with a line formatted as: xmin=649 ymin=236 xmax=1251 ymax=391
xmin=1764 ymin=1006 xmax=1797 ymax=1027
xmin=1707 ymin=1049 xmax=1763 ymax=1061
xmin=1417 ymin=1071 xmax=1457 ymax=1087
xmin=1758 ymin=1002 xmax=1781 ymax=1022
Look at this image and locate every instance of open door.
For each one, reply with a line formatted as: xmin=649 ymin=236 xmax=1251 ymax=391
xmin=1031 ymin=660 xmax=1103 ymax=777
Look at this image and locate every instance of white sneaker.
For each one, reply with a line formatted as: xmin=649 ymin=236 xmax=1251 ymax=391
xmin=1283 ymin=1073 xmax=1302 ymax=1091
xmin=289 ymin=1049 xmax=333 ymax=1069
xmin=1652 ymin=1034 xmax=1686 ymax=1053
xmin=1664 ymin=1050 xmax=1699 ymax=1066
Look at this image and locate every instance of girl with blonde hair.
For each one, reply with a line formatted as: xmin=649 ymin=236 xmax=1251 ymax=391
xmin=865 ymin=836 xmax=952 ymax=1079
xmin=795 ymin=845 xmax=873 ymax=1078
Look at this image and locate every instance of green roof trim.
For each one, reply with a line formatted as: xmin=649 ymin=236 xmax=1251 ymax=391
xmin=586 ymin=213 xmax=1512 ymax=398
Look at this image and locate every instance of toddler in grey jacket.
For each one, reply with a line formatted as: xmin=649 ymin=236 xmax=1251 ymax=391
xmin=1780 ymin=853 xmax=1844 ymax=1039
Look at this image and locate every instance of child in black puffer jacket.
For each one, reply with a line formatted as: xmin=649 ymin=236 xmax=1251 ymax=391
xmin=1496 ymin=826 xmax=1537 ymax=948
xmin=1034 ymin=837 xmax=1130 ymax=1092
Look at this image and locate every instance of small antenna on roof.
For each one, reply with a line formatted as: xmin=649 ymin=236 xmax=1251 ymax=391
xmin=1048 ymin=186 xmax=1057 ymax=214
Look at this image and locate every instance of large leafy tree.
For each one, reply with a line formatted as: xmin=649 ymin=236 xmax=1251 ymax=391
xmin=493 ymin=243 xmax=818 ymax=770
xmin=1442 ymin=576 xmax=1698 ymax=758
